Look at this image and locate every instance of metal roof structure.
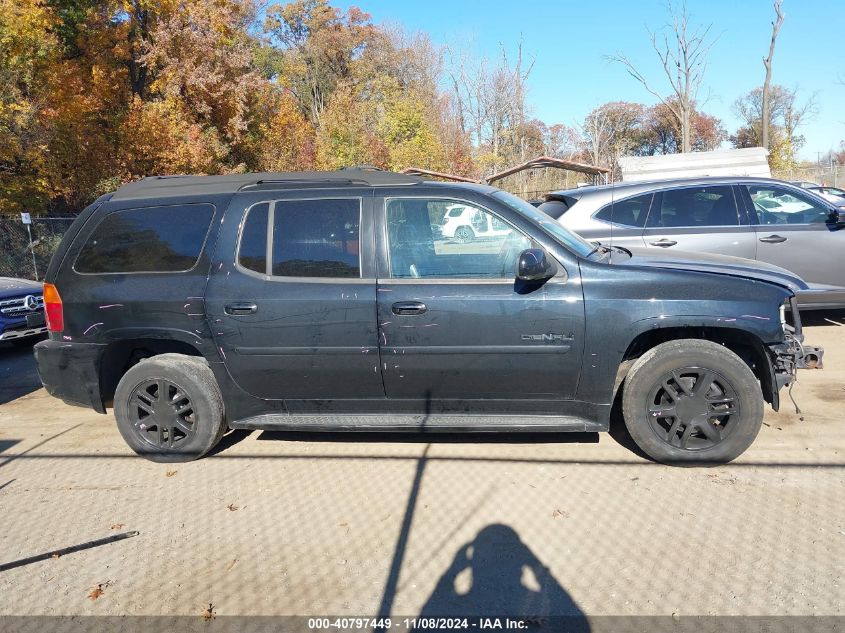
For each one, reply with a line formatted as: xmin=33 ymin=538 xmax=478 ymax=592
xmin=399 ymin=167 xmax=479 ymax=183
xmin=485 ymin=156 xmax=611 ymax=184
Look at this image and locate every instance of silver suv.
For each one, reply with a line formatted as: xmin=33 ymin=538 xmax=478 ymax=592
xmin=540 ymin=176 xmax=845 ymax=308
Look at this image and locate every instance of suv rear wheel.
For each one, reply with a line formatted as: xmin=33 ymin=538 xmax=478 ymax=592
xmin=113 ymin=354 xmax=226 ymax=462
xmin=621 ymin=339 xmax=764 ymax=464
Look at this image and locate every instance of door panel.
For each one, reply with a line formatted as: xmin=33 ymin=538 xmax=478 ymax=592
xmin=641 ymin=185 xmax=757 ymax=259
xmin=206 ymin=193 xmax=383 ymax=401
xmin=741 ymin=183 xmax=845 ymax=287
xmin=377 ymin=197 xmax=585 ymax=406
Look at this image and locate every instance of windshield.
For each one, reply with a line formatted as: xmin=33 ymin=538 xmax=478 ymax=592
xmin=491 ymin=190 xmax=595 ymax=258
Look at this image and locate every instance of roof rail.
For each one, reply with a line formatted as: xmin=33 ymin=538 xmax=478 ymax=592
xmin=110 ymin=169 xmax=424 ymax=200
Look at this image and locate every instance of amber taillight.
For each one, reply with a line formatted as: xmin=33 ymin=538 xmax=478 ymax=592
xmin=43 ymin=283 xmax=64 ymax=333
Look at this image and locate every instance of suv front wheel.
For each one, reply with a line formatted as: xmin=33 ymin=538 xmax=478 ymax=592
xmin=113 ymin=354 xmax=226 ymax=462
xmin=621 ymin=339 xmax=764 ymax=464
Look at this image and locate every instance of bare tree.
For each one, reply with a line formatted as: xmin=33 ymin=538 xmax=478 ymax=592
xmin=446 ymin=40 xmax=535 ymax=174
xmin=762 ymin=0 xmax=785 ymax=150
xmin=608 ymin=2 xmax=717 ymax=153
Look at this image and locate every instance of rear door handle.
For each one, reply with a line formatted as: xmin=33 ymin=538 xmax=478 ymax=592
xmin=759 ymin=235 xmax=787 ymax=244
xmin=392 ymin=301 xmax=427 ymax=316
xmin=225 ymin=302 xmax=258 ymax=315
xmin=649 ymin=239 xmax=678 ymax=247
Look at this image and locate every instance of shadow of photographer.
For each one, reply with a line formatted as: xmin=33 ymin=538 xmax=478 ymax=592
xmin=419 ymin=523 xmax=589 ymax=630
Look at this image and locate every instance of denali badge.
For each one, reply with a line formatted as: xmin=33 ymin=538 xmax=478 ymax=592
xmin=521 ymin=333 xmax=573 ymax=342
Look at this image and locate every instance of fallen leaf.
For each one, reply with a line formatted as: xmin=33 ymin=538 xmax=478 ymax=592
xmin=51 ymin=553 xmax=61 ymax=560
xmin=202 ymin=603 xmax=216 ymax=620
xmin=552 ymin=508 xmax=569 ymax=519
xmin=225 ymin=559 xmax=238 ymax=572
xmin=88 ymin=581 xmax=112 ymax=601
xmin=338 ymin=522 xmax=348 ymax=528
xmin=110 ymin=523 xmax=125 ymax=530
xmin=166 ymin=470 xmax=177 ymax=478
xmin=227 ymin=504 xmax=239 ymax=512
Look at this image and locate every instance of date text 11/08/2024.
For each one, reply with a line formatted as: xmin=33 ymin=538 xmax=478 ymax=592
xmin=308 ymin=618 xmax=534 ymax=630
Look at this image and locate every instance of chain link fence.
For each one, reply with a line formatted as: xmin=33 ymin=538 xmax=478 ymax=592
xmin=0 ymin=217 xmax=76 ymax=281
xmin=772 ymin=162 xmax=844 ymax=187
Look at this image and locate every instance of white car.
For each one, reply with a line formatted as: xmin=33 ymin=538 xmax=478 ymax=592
xmin=440 ymin=204 xmax=513 ymax=242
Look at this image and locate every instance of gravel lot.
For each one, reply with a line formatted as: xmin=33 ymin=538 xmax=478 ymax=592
xmin=0 ymin=314 xmax=844 ymax=622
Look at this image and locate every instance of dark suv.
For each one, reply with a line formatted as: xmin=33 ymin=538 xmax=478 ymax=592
xmin=34 ymin=170 xmax=823 ymax=464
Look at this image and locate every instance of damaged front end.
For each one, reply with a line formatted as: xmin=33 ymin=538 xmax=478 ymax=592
xmin=769 ymin=296 xmax=824 ymax=394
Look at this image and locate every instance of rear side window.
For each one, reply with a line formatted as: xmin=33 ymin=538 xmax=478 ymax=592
xmin=594 ymin=193 xmax=652 ymax=228
xmin=272 ymin=199 xmax=360 ymax=277
xmin=74 ymin=204 xmax=214 ymax=274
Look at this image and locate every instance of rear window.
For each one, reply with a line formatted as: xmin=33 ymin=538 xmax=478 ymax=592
xmin=74 ymin=204 xmax=214 ymax=274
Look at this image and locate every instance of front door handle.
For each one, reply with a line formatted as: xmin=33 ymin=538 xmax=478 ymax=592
xmin=225 ymin=302 xmax=258 ymax=315
xmin=759 ymin=234 xmax=787 ymax=244
xmin=392 ymin=301 xmax=427 ymax=316
xmin=649 ymin=238 xmax=678 ymax=247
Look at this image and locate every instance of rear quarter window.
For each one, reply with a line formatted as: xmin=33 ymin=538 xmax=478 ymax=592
xmin=594 ymin=193 xmax=653 ymax=228
xmin=74 ymin=203 xmax=215 ymax=274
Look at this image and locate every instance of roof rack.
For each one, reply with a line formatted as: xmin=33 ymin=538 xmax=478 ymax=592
xmin=110 ymin=169 xmax=424 ymax=200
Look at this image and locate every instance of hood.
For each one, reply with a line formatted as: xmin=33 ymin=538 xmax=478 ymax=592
xmin=610 ymin=247 xmax=807 ymax=293
xmin=0 ymin=276 xmax=42 ymax=298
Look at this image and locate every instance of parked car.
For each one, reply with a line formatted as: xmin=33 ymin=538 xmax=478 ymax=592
xmin=34 ymin=170 xmax=822 ymax=465
xmin=540 ymin=176 xmax=845 ymax=308
xmin=440 ymin=202 xmax=513 ymax=242
xmin=808 ymin=186 xmax=845 ymax=208
xmin=0 ymin=276 xmax=47 ymax=346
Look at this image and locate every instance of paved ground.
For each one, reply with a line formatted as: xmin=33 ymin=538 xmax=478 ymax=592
xmin=0 ymin=316 xmax=844 ymax=621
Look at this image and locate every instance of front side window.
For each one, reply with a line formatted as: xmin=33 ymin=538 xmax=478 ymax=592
xmin=746 ymin=185 xmax=831 ymax=225
xmin=387 ymin=198 xmax=531 ymax=279
xmin=594 ymin=193 xmax=652 ymax=228
xmin=646 ymin=186 xmax=739 ymax=228
xmin=75 ymin=204 xmax=214 ymax=274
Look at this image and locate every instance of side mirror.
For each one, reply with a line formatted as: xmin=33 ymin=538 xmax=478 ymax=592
xmin=516 ymin=248 xmax=557 ymax=281
xmin=833 ymin=210 xmax=845 ymax=227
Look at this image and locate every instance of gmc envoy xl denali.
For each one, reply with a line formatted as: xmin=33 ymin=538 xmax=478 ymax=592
xmin=33 ymin=169 xmax=823 ymax=464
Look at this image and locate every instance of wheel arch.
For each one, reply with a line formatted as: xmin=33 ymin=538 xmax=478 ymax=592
xmin=99 ymin=337 xmax=207 ymax=408
xmin=617 ymin=324 xmax=777 ymax=410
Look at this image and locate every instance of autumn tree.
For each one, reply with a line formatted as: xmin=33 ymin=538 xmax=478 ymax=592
xmin=264 ymin=0 xmax=379 ymax=126
xmin=731 ymin=85 xmax=817 ymax=170
xmin=580 ymin=102 xmax=645 ymax=177
xmin=638 ymin=100 xmax=725 ymax=155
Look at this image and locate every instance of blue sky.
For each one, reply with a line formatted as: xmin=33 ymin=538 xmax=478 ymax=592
xmin=333 ymin=0 xmax=843 ymax=161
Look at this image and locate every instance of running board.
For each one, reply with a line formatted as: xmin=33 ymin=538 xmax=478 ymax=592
xmin=229 ymin=413 xmax=604 ymax=433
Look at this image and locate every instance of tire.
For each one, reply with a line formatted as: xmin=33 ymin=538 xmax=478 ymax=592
xmin=113 ymin=353 xmax=226 ymax=462
xmin=454 ymin=226 xmax=474 ymax=243
xmin=621 ymin=339 xmax=764 ymax=465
